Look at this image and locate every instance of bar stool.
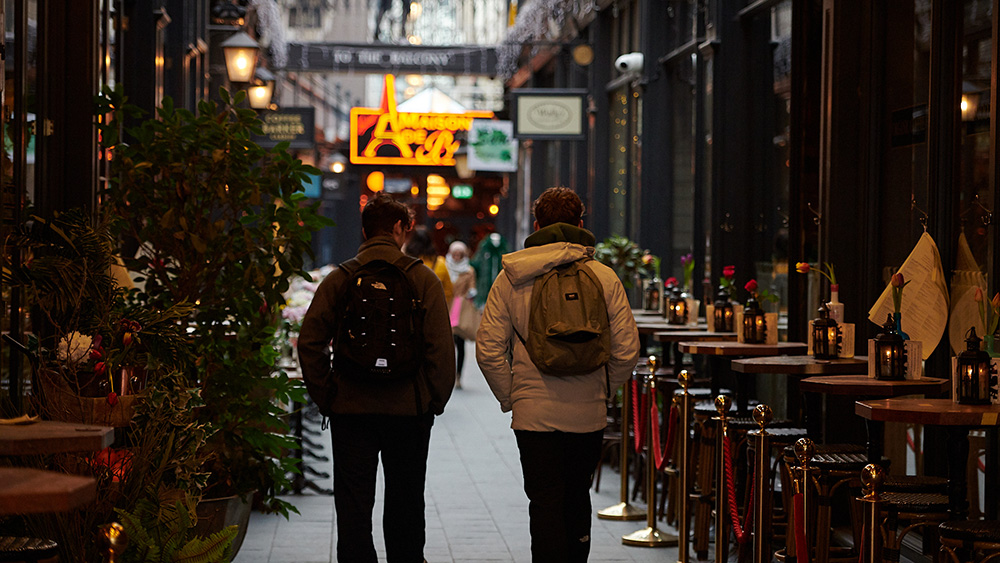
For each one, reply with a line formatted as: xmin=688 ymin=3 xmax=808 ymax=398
xmin=938 ymin=520 xmax=1000 ymax=563
xmin=0 ymin=537 xmax=58 ymax=562
xmin=781 ymin=443 xmax=870 ymax=563
xmin=878 ymin=490 xmax=950 ymax=563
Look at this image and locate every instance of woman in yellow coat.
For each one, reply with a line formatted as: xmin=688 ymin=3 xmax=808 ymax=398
xmin=405 ymin=226 xmax=454 ymax=306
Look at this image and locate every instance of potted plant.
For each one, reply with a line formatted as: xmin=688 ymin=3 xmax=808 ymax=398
xmin=2 ymin=210 xmax=237 ymax=561
xmin=96 ymin=85 xmax=334 ymax=517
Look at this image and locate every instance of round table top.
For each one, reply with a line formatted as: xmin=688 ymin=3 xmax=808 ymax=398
xmin=855 ymin=397 xmax=1000 ymax=426
xmin=0 ymin=420 xmax=114 ymax=456
xmin=0 ymin=467 xmax=97 ymax=515
xmin=678 ymin=341 xmax=808 ymax=356
xmin=731 ymin=355 xmax=868 ymax=375
xmin=800 ymin=375 xmax=949 ymax=396
xmin=654 ymin=331 xmax=736 ymax=343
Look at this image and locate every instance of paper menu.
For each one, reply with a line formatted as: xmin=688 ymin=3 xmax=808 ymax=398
xmin=867 ymin=232 xmax=949 ymax=360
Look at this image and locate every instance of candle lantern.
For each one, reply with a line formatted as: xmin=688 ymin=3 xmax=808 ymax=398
xmin=742 ymin=297 xmax=767 ymax=344
xmin=811 ymin=303 xmax=840 ymax=359
xmin=873 ymin=314 xmax=905 ymax=380
xmin=642 ymin=277 xmax=661 ymax=312
xmin=713 ymin=286 xmax=734 ymax=332
xmin=667 ymin=287 xmax=688 ymax=325
xmin=955 ymin=327 xmax=992 ymax=405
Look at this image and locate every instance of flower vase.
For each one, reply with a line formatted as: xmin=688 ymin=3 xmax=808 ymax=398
xmin=893 ymin=311 xmax=910 ymax=341
xmin=987 ymin=332 xmax=1000 ymax=358
xmin=827 ymin=284 xmax=844 ymax=323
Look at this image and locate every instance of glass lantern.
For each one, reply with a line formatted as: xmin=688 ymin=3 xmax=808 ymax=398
xmin=812 ymin=304 xmax=840 ymax=359
xmin=956 ymin=327 xmax=992 ymax=405
xmin=667 ymin=286 xmax=688 ymax=325
xmin=873 ymin=314 xmax=905 ymax=380
xmin=643 ymin=278 xmax=662 ymax=312
xmin=742 ymin=297 xmax=767 ymax=344
xmin=713 ymin=286 xmax=734 ymax=332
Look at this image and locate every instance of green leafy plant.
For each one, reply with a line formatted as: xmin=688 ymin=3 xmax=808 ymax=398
xmin=115 ymin=494 xmax=237 ymax=563
xmin=595 ymin=235 xmax=650 ymax=289
xmin=976 ymin=287 xmax=1000 ymax=336
xmin=97 ymin=85 xmax=333 ymax=515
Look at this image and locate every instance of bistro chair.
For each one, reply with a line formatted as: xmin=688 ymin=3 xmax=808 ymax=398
xmin=938 ymin=520 xmax=1000 ymax=563
xmin=0 ymin=537 xmax=58 ymax=563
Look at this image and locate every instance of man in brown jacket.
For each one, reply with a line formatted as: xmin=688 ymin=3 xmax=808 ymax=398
xmin=298 ymin=193 xmax=455 ymax=563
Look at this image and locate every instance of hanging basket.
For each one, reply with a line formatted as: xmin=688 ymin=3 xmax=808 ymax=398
xmin=37 ymin=369 xmax=139 ymax=427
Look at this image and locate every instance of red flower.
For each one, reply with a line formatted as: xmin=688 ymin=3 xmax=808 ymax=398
xmin=723 ymin=265 xmax=736 ymax=279
xmin=891 ymin=272 xmax=905 ymax=288
xmin=106 ymin=392 xmax=119 ymax=406
xmin=665 ymin=277 xmax=678 ymax=287
xmin=122 ymin=332 xmax=133 ymax=346
xmin=90 ymin=348 xmax=103 ymax=360
xmin=744 ymin=279 xmax=758 ymax=293
xmin=94 ymin=361 xmax=107 ymax=375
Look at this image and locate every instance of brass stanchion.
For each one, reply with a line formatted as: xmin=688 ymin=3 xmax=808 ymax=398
xmin=715 ymin=395 xmax=732 ymax=563
xmin=751 ymin=405 xmax=773 ymax=563
xmin=99 ymin=522 xmax=127 ymax=563
xmin=598 ymin=357 xmax=649 ymax=521
xmin=792 ymin=438 xmax=817 ymax=563
xmin=676 ymin=370 xmax=691 ymax=562
xmin=857 ymin=464 xmax=884 ymax=563
xmin=622 ymin=361 xmax=679 ymax=547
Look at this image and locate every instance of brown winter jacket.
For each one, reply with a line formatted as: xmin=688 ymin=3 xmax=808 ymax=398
xmin=297 ymin=236 xmax=456 ymax=417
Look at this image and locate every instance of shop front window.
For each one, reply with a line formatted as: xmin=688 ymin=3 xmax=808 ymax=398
xmin=958 ymin=0 xmax=993 ymax=278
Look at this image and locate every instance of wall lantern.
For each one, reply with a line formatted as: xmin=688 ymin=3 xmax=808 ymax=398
xmin=956 ymin=327 xmax=992 ymax=404
xmin=248 ymin=67 xmax=275 ymax=109
xmin=329 ymin=153 xmax=348 ymax=174
xmin=742 ymin=297 xmax=767 ymax=344
xmin=811 ymin=304 xmax=840 ymax=360
xmin=713 ymin=286 xmax=734 ymax=332
xmin=873 ymin=314 xmax=905 ymax=380
xmin=222 ymin=31 xmax=260 ymax=83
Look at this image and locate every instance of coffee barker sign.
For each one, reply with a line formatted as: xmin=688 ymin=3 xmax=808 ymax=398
xmin=350 ymin=75 xmax=494 ymax=166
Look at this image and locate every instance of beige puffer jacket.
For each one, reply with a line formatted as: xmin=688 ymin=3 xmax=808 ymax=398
xmin=475 ymin=224 xmax=640 ymax=432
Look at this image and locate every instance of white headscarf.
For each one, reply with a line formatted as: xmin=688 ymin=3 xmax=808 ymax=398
xmin=446 ymin=241 xmax=471 ymax=283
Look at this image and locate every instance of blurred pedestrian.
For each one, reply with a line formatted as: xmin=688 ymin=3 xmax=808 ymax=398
xmin=405 ymin=226 xmax=454 ymax=306
xmin=446 ymin=240 xmax=477 ymax=387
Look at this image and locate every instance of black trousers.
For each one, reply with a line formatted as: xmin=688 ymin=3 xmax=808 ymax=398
xmin=330 ymin=413 xmax=434 ymax=563
xmin=514 ymin=429 xmax=604 ymax=563
xmin=454 ymin=335 xmax=466 ymax=378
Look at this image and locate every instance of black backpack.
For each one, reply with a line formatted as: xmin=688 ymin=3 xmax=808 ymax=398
xmin=332 ymin=256 xmax=425 ymax=381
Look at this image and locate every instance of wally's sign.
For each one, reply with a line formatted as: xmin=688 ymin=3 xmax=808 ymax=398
xmin=350 ymin=75 xmax=494 ymax=166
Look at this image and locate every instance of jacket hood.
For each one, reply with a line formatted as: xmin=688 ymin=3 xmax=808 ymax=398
xmin=502 ymin=224 xmax=597 ymax=286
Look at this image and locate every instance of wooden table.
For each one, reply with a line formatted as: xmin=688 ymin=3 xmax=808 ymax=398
xmin=732 ymin=355 xmax=868 ymax=375
xmin=731 ymin=355 xmax=868 ymax=433
xmin=0 ymin=467 xmax=97 ymax=515
xmin=0 ymin=420 xmax=114 ymax=455
xmin=678 ymin=341 xmax=808 ymax=414
xmin=800 ymin=375 xmax=949 ymax=397
xmin=856 ymin=398 xmax=1000 ymax=519
xmin=654 ymin=331 xmax=736 ymax=376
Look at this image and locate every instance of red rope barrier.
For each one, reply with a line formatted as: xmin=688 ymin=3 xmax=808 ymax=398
xmin=631 ymin=379 xmax=646 ymax=453
xmin=723 ymin=434 xmax=752 ymax=544
xmin=650 ymin=399 xmax=678 ymax=470
xmin=793 ymin=492 xmax=808 ymax=563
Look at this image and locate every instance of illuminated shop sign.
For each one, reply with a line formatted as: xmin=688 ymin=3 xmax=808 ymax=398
xmin=350 ymin=75 xmax=494 ymax=166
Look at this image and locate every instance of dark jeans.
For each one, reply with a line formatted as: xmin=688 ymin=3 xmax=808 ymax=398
xmin=514 ymin=429 xmax=604 ymax=563
xmin=454 ymin=335 xmax=466 ymax=379
xmin=330 ymin=412 xmax=434 ymax=563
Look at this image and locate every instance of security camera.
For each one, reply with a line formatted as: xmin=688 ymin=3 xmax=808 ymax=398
xmin=614 ymin=52 xmax=644 ymax=73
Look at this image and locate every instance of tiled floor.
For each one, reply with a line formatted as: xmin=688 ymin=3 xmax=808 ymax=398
xmin=237 ymin=342 xmax=681 ymax=562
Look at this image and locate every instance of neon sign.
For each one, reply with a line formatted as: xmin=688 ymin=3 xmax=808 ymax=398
xmin=350 ymin=74 xmax=494 ymax=166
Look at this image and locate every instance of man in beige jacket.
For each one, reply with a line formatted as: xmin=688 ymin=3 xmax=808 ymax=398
xmin=476 ymin=187 xmax=640 ymax=563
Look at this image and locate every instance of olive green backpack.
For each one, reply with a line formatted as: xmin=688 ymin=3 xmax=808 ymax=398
xmin=513 ymin=259 xmax=611 ymax=376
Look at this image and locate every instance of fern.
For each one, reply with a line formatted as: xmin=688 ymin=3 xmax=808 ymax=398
xmin=172 ymin=526 xmax=237 ymax=563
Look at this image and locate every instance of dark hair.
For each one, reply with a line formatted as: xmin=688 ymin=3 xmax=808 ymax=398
xmin=404 ymin=226 xmax=438 ymax=259
xmin=532 ymin=187 xmax=584 ymax=228
xmin=362 ymin=193 xmax=413 ymax=238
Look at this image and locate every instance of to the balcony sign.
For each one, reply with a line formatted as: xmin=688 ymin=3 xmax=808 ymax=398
xmin=349 ymin=75 xmax=494 ymax=166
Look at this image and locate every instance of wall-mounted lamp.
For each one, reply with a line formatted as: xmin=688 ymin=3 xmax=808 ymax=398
xmin=248 ymin=67 xmax=275 ymax=109
xmin=329 ymin=153 xmax=348 ymax=174
xmin=222 ymin=31 xmax=260 ymax=83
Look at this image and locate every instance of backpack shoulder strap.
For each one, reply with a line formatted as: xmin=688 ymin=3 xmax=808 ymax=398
xmin=338 ymin=258 xmax=362 ymax=278
xmin=392 ymin=254 xmax=423 ymax=272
